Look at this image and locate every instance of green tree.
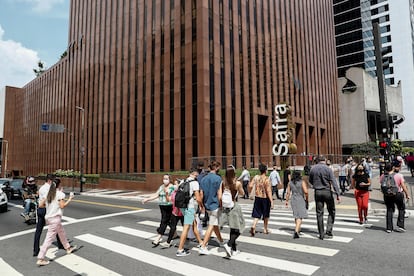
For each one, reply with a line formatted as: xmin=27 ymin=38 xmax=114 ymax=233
xmin=33 ymin=61 xmax=46 ymax=77
xmin=390 ymin=139 xmax=403 ymax=155
xmin=351 ymin=142 xmax=378 ymax=156
xmin=60 ymin=50 xmax=67 ymax=59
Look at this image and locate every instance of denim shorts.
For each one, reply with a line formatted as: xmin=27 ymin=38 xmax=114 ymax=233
xmin=180 ymin=207 xmax=195 ymax=225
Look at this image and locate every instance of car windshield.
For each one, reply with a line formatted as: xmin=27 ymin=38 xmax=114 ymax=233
xmin=10 ymin=179 xmax=23 ymax=188
xmin=0 ymin=179 xmax=11 ymax=185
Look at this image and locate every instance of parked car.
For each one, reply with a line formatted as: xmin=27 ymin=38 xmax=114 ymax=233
xmin=2 ymin=179 xmax=24 ymax=199
xmin=0 ymin=187 xmax=8 ymax=212
xmin=0 ymin=178 xmax=12 ymax=199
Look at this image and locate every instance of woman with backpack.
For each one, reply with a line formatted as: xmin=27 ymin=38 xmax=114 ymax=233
xmin=219 ymin=165 xmax=245 ymax=258
xmin=142 ymin=174 xmax=175 ymax=245
xmin=350 ymin=163 xmax=371 ymax=224
xmin=380 ymin=163 xmax=410 ymax=233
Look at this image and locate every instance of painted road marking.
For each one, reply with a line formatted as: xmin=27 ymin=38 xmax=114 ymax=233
xmin=45 ymin=247 xmax=122 ymax=276
xmin=76 ymin=233 xmax=231 ymax=276
xmin=124 ymin=224 xmax=338 ymax=256
xmin=111 ymin=226 xmax=319 ymax=275
xmin=0 ymin=258 xmax=23 ymax=276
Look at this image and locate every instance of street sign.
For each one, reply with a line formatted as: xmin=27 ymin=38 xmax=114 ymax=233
xmin=40 ymin=123 xmax=65 ymax=133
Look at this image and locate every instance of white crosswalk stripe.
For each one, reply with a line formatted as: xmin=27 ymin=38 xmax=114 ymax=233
xmin=76 ymin=233 xmax=232 ymax=276
xmin=0 ymin=258 xmax=23 ymax=276
xmin=0 ymin=207 xmax=381 ymax=275
xmin=111 ymin=225 xmax=320 ymax=275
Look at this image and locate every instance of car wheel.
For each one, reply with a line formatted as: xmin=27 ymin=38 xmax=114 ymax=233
xmin=0 ymin=204 xmax=7 ymax=213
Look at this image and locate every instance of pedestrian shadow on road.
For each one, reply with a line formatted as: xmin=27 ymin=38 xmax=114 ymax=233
xmin=365 ymin=225 xmax=386 ymax=232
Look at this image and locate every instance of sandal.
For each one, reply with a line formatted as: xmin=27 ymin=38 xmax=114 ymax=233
xmin=250 ymin=227 xmax=255 ymax=237
xmin=264 ymin=229 xmax=271 ymax=234
xmin=36 ymin=259 xmax=50 ymax=266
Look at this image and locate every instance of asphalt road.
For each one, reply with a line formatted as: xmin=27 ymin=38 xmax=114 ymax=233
xmin=1 ymin=194 xmax=413 ymax=276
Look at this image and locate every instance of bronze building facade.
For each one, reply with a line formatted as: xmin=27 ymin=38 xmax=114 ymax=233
xmin=3 ymin=0 xmax=340 ymax=176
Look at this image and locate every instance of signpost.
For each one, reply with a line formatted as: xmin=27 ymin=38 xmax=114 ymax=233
xmin=40 ymin=123 xmax=65 ymax=133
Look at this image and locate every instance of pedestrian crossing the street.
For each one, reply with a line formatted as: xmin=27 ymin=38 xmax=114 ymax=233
xmin=1 ymin=206 xmax=381 ymax=276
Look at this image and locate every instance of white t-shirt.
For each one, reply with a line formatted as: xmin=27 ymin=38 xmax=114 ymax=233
xmin=45 ymin=190 xmax=66 ymax=219
xmin=38 ymin=182 xmax=51 ymax=202
xmin=186 ymin=177 xmax=199 ymax=209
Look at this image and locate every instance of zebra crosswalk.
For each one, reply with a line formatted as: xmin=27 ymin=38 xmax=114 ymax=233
xmin=1 ymin=205 xmax=381 ymax=276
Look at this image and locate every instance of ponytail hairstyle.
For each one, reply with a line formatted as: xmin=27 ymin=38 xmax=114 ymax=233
xmin=224 ymin=165 xmax=237 ymax=192
xmin=46 ymin=178 xmax=61 ymax=204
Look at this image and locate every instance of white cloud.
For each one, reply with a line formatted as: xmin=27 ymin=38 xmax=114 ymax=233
xmin=11 ymin=0 xmax=65 ymax=13
xmin=0 ymin=24 xmax=40 ymax=137
xmin=0 ymin=25 xmax=39 ymax=88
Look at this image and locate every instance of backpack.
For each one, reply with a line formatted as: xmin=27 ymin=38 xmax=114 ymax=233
xmin=222 ymin=189 xmax=234 ymax=209
xmin=174 ymin=180 xmax=192 ymax=208
xmin=170 ymin=190 xmax=183 ymax=216
xmin=380 ymin=174 xmax=398 ymax=197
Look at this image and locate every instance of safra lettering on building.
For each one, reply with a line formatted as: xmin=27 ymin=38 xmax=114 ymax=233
xmin=272 ymin=103 xmax=296 ymax=156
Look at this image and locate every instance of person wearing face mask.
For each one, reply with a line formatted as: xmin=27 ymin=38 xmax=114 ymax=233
xmin=350 ymin=163 xmax=371 ymax=224
xmin=142 ymin=174 xmax=175 ymax=245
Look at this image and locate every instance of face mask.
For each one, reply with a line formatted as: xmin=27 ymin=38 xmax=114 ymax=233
xmin=163 ymin=179 xmax=170 ymax=185
xmin=394 ymin=169 xmax=400 ymax=172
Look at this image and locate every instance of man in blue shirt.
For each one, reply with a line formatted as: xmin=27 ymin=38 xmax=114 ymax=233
xmin=198 ymin=160 xmax=225 ymax=255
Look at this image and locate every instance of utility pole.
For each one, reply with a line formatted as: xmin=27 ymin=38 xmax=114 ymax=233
xmin=373 ymin=22 xmax=390 ymax=160
xmin=75 ymin=106 xmax=85 ymax=192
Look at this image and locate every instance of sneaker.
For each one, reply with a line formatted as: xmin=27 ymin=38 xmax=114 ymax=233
xmin=66 ymin=245 xmax=77 ymax=254
xmin=36 ymin=259 xmax=50 ymax=266
xmin=199 ymin=246 xmax=210 ymax=255
xmin=324 ymin=232 xmax=333 ymax=239
xmin=386 ymin=229 xmax=392 ymax=233
xmin=196 ymin=243 xmax=203 ymax=249
xmin=176 ymin=249 xmax=191 ymax=257
xmin=20 ymin=212 xmax=29 ymax=221
xmin=223 ymin=243 xmax=232 ymax=257
xmin=293 ymin=232 xmax=300 ymax=239
xmin=364 ymin=218 xmax=368 ymax=224
xmin=160 ymin=241 xmax=173 ymax=248
xmin=397 ymin=227 xmax=406 ymax=232
xmin=219 ymin=240 xmax=227 ymax=248
xmin=152 ymin=238 xmax=162 ymax=246
xmin=231 ymin=249 xmax=241 ymax=256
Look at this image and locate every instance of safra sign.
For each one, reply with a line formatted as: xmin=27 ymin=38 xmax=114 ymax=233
xmin=272 ymin=103 xmax=296 ymax=156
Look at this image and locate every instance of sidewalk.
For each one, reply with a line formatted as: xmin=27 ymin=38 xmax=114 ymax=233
xmin=72 ymin=169 xmax=414 ymax=217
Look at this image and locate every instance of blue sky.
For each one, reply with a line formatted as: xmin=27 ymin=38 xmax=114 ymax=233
xmin=0 ymin=0 xmax=70 ymax=136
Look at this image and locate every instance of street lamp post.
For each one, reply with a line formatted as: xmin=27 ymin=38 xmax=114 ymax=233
xmin=1 ymin=140 xmax=8 ymax=177
xmin=75 ymin=106 xmax=85 ymax=192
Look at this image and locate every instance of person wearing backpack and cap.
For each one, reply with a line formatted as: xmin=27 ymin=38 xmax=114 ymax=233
xmin=380 ymin=163 xmax=410 ymax=233
xmin=175 ymin=169 xmax=205 ymax=257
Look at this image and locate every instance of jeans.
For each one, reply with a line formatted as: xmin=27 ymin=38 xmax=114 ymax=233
xmin=24 ymin=199 xmax=32 ymax=214
xmin=384 ymin=192 xmax=405 ymax=230
xmin=242 ymin=180 xmax=249 ymax=198
xmin=315 ymin=189 xmax=336 ymax=237
xmin=34 ymin=208 xmax=63 ymax=255
xmin=228 ymin=228 xmax=240 ymax=251
xmin=338 ymin=176 xmax=347 ymax=193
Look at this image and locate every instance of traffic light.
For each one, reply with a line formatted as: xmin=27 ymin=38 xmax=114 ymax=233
xmin=379 ymin=140 xmax=388 ymax=156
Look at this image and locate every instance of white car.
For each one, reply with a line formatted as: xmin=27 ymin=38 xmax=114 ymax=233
xmin=0 ymin=187 xmax=8 ymax=212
